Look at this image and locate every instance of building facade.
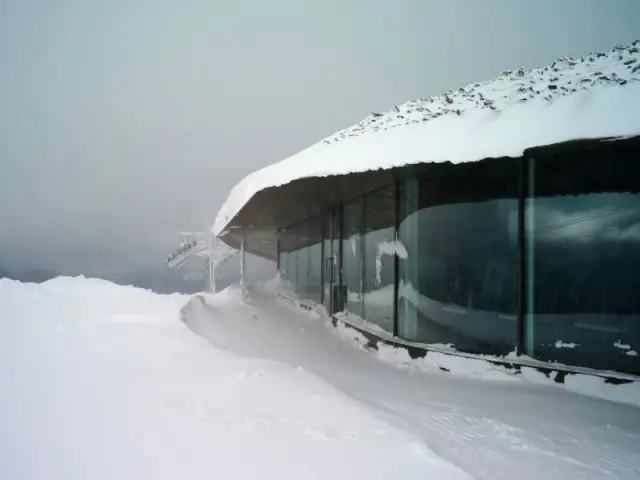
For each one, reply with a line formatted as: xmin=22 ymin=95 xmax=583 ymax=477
xmin=276 ymin=137 xmax=640 ymax=376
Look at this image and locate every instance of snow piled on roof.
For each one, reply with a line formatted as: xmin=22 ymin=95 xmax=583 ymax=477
xmin=214 ymin=41 xmax=640 ymax=235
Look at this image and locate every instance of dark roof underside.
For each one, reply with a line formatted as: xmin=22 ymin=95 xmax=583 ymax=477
xmin=218 ymin=136 xmax=639 ymax=261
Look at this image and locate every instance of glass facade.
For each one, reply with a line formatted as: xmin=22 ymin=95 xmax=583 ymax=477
xmin=363 ymin=187 xmax=396 ymax=332
xmin=342 ymin=198 xmax=364 ymax=318
xmin=275 ymin=138 xmax=640 ymax=375
xmin=323 ymin=211 xmax=341 ymax=310
xmin=278 ymin=227 xmax=294 ymax=288
xmin=397 ymin=162 xmax=519 ymax=355
xmin=307 ymin=216 xmax=323 ymax=304
xmin=525 ymin=148 xmax=640 ymax=373
xmin=278 ymin=215 xmax=323 ymax=303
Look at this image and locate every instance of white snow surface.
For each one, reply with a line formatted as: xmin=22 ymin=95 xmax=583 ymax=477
xmin=3 ymin=277 xmax=640 ymax=479
xmin=0 ymin=277 xmax=468 ymax=479
xmin=214 ymin=41 xmax=640 ymax=235
xmin=191 ymin=284 xmax=640 ymax=479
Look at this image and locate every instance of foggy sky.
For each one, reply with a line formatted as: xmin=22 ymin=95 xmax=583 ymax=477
xmin=1 ymin=0 xmax=639 ymax=274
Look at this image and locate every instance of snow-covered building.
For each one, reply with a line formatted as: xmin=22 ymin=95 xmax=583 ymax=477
xmin=214 ymin=41 xmax=640 ymax=377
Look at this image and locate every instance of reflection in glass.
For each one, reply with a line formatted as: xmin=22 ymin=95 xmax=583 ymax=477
xmin=278 ymin=225 xmax=297 ymax=292
xmin=273 ymin=139 xmax=640 ymax=375
xmin=295 ymin=246 xmax=309 ymax=299
xmin=398 ymin=177 xmax=518 ymax=355
xmin=278 ymin=216 xmax=323 ymax=302
xmin=342 ymin=199 xmax=364 ymax=318
xmin=526 ymin=153 xmax=640 ymax=374
xmin=278 ymin=250 xmax=289 ymax=287
xmin=362 ymin=187 xmax=396 ymax=332
xmin=322 ymin=211 xmax=342 ymax=312
xmin=307 ymin=216 xmax=323 ymax=303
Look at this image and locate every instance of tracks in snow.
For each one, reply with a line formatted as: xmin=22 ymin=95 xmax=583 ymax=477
xmin=374 ymin=399 xmax=640 ymax=480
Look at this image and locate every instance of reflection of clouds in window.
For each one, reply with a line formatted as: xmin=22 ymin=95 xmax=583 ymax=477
xmin=508 ymin=208 xmax=518 ymax=243
xmin=613 ymin=222 xmax=640 ymax=241
xmin=526 ymin=147 xmax=640 ymax=375
xmin=532 ymin=194 xmax=640 ymax=243
xmin=397 ymin=188 xmax=518 ymax=354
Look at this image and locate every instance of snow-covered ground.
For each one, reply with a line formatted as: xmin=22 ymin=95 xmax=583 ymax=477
xmin=0 ymin=277 xmax=469 ymax=479
xmin=2 ymin=277 xmax=640 ymax=479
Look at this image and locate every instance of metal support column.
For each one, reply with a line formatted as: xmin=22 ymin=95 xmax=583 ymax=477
xmin=393 ymin=179 xmax=400 ymax=338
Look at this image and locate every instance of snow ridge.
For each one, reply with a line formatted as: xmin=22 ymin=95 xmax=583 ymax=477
xmin=323 ymin=41 xmax=640 ymax=144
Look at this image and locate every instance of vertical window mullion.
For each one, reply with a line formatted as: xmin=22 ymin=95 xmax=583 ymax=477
xmin=393 ymin=179 xmax=400 ymax=337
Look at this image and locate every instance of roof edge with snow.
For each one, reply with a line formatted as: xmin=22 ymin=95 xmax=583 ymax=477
xmin=213 ymin=40 xmax=640 ymax=236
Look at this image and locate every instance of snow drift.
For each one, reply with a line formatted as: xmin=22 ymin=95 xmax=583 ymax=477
xmin=0 ymin=277 xmax=471 ymax=480
xmin=2 ymin=277 xmax=640 ymax=479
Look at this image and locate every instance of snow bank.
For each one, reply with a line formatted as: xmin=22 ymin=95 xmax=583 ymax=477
xmin=214 ymin=41 xmax=640 ymax=234
xmin=374 ymin=344 xmax=521 ymax=382
xmin=119 ymin=279 xmax=640 ymax=480
xmin=0 ymin=277 xmax=472 ymax=480
xmin=333 ymin=317 xmax=640 ymax=408
xmin=518 ymin=367 xmax=640 ymax=408
xmin=0 ymin=276 xmax=188 ymax=326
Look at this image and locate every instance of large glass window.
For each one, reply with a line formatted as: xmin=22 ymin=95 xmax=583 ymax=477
xmin=525 ymin=144 xmax=640 ymax=374
xmin=323 ymin=210 xmax=342 ymax=312
xmin=362 ymin=186 xmax=396 ymax=332
xmin=342 ymin=198 xmax=364 ymax=318
xmin=277 ymin=216 xmax=323 ymax=303
xmin=295 ymin=245 xmax=309 ymax=299
xmin=307 ymin=216 xmax=323 ymax=304
xmin=278 ymin=226 xmax=297 ymax=290
xmin=288 ymin=249 xmax=299 ymax=290
xmin=289 ymin=220 xmax=308 ymax=299
xmin=398 ymin=161 xmax=518 ymax=355
xmin=277 ymin=139 xmax=639 ymax=375
xmin=278 ymin=250 xmax=288 ymax=283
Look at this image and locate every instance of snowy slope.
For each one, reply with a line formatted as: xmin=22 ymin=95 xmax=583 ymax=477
xmin=214 ymin=41 xmax=640 ymax=235
xmin=183 ymin=284 xmax=640 ymax=480
xmin=0 ymin=277 xmax=471 ymax=480
xmin=3 ymin=276 xmax=639 ymax=479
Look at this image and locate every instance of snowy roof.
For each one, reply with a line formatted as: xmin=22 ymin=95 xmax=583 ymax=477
xmin=214 ymin=41 xmax=640 ymax=235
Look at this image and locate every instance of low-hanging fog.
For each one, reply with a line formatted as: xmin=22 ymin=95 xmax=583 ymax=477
xmin=1 ymin=0 xmax=638 ymax=291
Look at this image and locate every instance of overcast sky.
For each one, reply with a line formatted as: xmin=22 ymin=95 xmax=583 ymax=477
xmin=1 ymin=0 xmax=638 ymax=274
